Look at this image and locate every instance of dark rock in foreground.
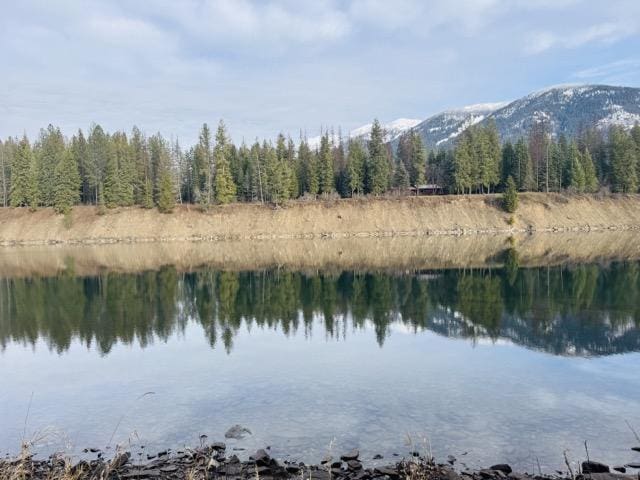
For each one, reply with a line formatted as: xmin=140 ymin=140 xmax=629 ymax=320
xmin=1 ymin=443 xmax=638 ymax=480
xmin=582 ymin=461 xmax=610 ymax=474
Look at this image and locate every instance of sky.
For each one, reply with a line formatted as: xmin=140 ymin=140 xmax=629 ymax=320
xmin=1 ymin=0 xmax=640 ymax=145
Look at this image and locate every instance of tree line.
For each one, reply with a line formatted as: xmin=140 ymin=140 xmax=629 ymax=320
xmin=1 ymin=119 xmax=639 ymax=214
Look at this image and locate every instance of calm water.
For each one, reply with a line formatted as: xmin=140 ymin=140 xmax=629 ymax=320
xmin=1 ymin=256 xmax=640 ymax=471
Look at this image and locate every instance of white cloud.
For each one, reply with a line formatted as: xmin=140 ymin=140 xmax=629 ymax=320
xmin=525 ymin=21 xmax=639 ymax=54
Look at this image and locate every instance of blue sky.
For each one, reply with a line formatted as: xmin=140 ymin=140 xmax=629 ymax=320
xmin=1 ymin=0 xmax=640 ymax=145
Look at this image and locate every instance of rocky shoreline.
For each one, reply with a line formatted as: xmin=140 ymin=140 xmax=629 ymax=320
xmin=2 ymin=443 xmax=639 ymax=480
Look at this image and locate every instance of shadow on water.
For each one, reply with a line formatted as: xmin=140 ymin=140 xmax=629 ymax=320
xmin=1 ymin=247 xmax=639 ymax=357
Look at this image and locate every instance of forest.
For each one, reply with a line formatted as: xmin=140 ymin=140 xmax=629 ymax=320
xmin=0 ymin=119 xmax=639 ymax=214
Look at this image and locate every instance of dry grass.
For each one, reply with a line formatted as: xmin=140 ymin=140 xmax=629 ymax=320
xmin=1 ymin=193 xmax=640 ymax=247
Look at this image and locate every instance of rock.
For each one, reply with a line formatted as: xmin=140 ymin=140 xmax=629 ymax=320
xmin=374 ymin=466 xmax=399 ymax=479
xmin=286 ymin=464 xmax=301 ymax=474
xmin=321 ymin=455 xmax=332 ymax=464
xmin=251 ymin=449 xmax=271 ymax=466
xmin=479 ymin=469 xmax=498 ymax=479
xmin=227 ymin=454 xmax=240 ymax=464
xmin=632 ymin=447 xmax=640 ymax=453
xmin=341 ymin=449 xmax=360 ymax=461
xmin=588 ymin=474 xmax=634 ymax=480
xmin=625 ymin=463 xmax=640 ymax=469
xmin=309 ymin=470 xmax=331 ymax=480
xmin=331 ymin=461 xmax=343 ymax=469
xmin=122 ymin=469 xmax=161 ymax=478
xmin=490 ymin=464 xmax=513 ymax=474
xmin=211 ymin=442 xmax=226 ymax=451
xmin=373 ymin=454 xmax=384 ymax=460
xmin=160 ymin=465 xmax=179 ymax=473
xmin=613 ymin=467 xmax=626 ymax=473
xmin=347 ymin=460 xmax=363 ymax=471
xmin=448 ymin=455 xmax=457 ymax=465
xmin=225 ymin=424 xmax=252 ymax=439
xmin=582 ymin=461 xmax=610 ymax=474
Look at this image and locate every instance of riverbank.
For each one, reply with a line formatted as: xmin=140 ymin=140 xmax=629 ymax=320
xmin=1 ymin=193 xmax=640 ymax=246
xmin=1 ymin=443 xmax=637 ymax=480
xmin=1 ymin=230 xmax=640 ymax=279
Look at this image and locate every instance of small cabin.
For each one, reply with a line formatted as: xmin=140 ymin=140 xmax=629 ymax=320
xmin=409 ymin=184 xmax=443 ymax=195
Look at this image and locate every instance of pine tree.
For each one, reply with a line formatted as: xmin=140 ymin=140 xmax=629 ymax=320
xmin=157 ymin=170 xmax=175 ymax=213
xmin=480 ymin=120 xmax=501 ymax=193
xmin=53 ymin=148 xmax=81 ymax=214
xmin=103 ymin=143 xmax=120 ymax=208
xmin=367 ymin=119 xmax=390 ymax=195
xmin=318 ymin=133 xmax=334 ymax=194
xmin=347 ymin=139 xmax=366 ymax=196
xmin=214 ymin=121 xmax=237 ymax=204
xmin=581 ymin=148 xmax=599 ymax=193
xmin=610 ymin=126 xmax=638 ymax=193
xmin=87 ymin=124 xmax=109 ymax=204
xmin=392 ymin=157 xmax=410 ymax=191
xmin=37 ymin=125 xmax=65 ymax=206
xmin=514 ymin=138 xmax=533 ymax=191
xmin=452 ymin=131 xmax=473 ymax=193
xmin=410 ymin=131 xmax=427 ymax=186
xmin=501 ymin=141 xmax=516 ymax=188
xmin=10 ymin=135 xmax=33 ymax=207
xmin=142 ymin=177 xmax=154 ymax=209
xmin=265 ymin=143 xmax=290 ymax=204
xmin=502 ymin=176 xmax=518 ymax=213
xmin=567 ymin=142 xmax=586 ymax=192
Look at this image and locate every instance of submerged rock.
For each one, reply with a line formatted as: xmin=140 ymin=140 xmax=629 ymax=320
xmin=225 ymin=424 xmax=253 ymax=439
xmin=341 ymin=449 xmax=360 ymax=461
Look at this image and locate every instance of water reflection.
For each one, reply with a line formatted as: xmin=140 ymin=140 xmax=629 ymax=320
xmin=1 ymin=251 xmax=638 ymax=356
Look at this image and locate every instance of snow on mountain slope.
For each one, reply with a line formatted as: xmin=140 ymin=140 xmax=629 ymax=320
xmin=307 ymin=85 xmax=640 ymax=151
xmin=307 ymin=118 xmax=421 ymax=149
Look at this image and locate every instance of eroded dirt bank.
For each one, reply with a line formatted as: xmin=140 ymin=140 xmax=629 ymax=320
xmin=1 ymin=193 xmax=640 ymax=247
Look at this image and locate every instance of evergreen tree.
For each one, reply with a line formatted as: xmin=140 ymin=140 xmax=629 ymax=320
xmin=392 ymin=157 xmax=410 ymax=191
xmin=567 ymin=142 xmax=586 ymax=192
xmin=53 ymin=148 xmax=81 ymax=214
xmin=214 ymin=121 xmax=237 ymax=204
xmin=318 ymin=133 xmax=334 ymax=194
xmin=265 ymin=143 xmax=290 ymax=204
xmin=452 ymin=131 xmax=473 ymax=193
xmin=514 ymin=138 xmax=533 ymax=191
xmin=610 ymin=126 xmax=638 ymax=193
xmin=157 ymin=170 xmax=175 ymax=213
xmin=142 ymin=177 xmax=154 ymax=209
xmin=347 ymin=139 xmax=366 ymax=196
xmin=410 ymin=131 xmax=427 ymax=186
xmin=103 ymin=141 xmax=120 ymax=207
xmin=10 ymin=135 xmax=35 ymax=207
xmin=581 ymin=148 xmax=599 ymax=193
xmin=502 ymin=176 xmax=518 ymax=213
xmin=37 ymin=125 xmax=65 ymax=206
xmin=367 ymin=119 xmax=390 ymax=195
xmin=501 ymin=141 xmax=516 ymax=188
xmin=87 ymin=124 xmax=109 ymax=204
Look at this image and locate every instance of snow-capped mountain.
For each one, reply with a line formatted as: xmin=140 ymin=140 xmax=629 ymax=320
xmin=413 ymin=85 xmax=640 ymax=149
xmin=487 ymin=84 xmax=640 ymax=143
xmin=407 ymin=102 xmax=508 ymax=149
xmin=307 ymin=118 xmax=421 ymax=149
xmin=309 ymin=85 xmax=640 ymax=151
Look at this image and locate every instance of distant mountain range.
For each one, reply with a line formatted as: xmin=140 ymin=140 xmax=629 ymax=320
xmin=325 ymin=85 xmax=640 ymax=150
